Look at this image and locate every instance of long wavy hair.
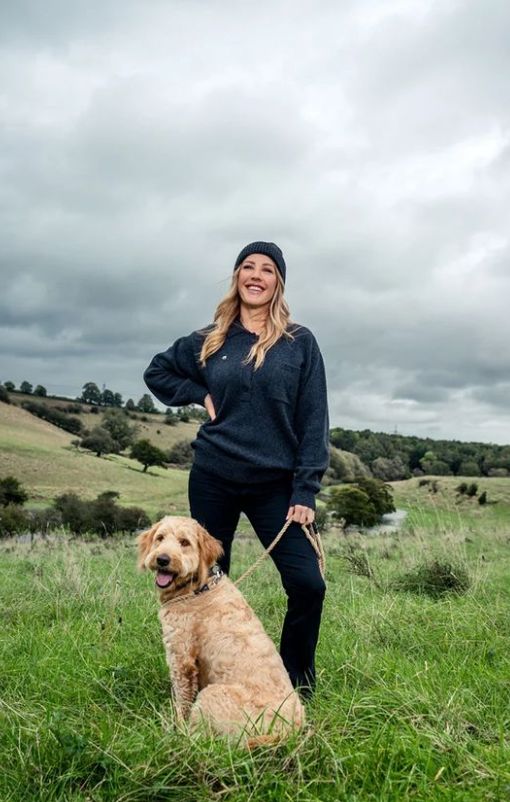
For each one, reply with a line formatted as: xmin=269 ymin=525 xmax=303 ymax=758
xmin=199 ymin=266 xmax=294 ymax=369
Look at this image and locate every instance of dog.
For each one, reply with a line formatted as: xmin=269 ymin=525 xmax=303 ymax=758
xmin=137 ymin=515 xmax=304 ymax=747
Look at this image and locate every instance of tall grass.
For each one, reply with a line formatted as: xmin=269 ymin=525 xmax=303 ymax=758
xmin=1 ymin=513 xmax=509 ymax=801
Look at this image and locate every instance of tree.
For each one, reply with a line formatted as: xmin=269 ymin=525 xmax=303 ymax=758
xmin=125 ymin=398 xmax=136 ymax=411
xmin=3 ymin=381 xmax=15 ymax=391
xmin=0 ymin=476 xmax=28 ymax=507
xmin=327 ymin=486 xmax=379 ymax=527
xmin=137 ymin=394 xmax=156 ymax=413
xmin=130 ymin=439 xmax=167 ymax=472
xmin=355 ymin=478 xmax=395 ymax=517
xmin=101 ymin=409 xmax=137 ymax=450
xmin=113 ymin=392 xmax=123 ymax=408
xmin=80 ymin=426 xmax=118 ymax=457
xmin=33 ymin=385 xmax=47 ymax=397
xmin=81 ymin=382 xmax=101 ymax=405
xmin=371 ymin=456 xmax=409 ymax=482
xmin=0 ymin=385 xmax=10 ymax=405
xmin=101 ymin=388 xmax=115 ymax=406
xmin=20 ymin=381 xmax=33 ymax=394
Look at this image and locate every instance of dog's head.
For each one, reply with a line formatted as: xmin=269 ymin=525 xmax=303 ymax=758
xmin=137 ymin=516 xmax=223 ymax=598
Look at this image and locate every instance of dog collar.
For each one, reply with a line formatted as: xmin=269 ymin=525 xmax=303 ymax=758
xmin=194 ymin=563 xmax=223 ymax=596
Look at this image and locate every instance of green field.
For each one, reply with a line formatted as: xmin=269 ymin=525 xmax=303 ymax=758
xmin=1 ymin=504 xmax=510 ymax=800
xmin=0 ymin=402 xmax=195 ymax=516
xmin=1 ymin=401 xmax=510 ymax=799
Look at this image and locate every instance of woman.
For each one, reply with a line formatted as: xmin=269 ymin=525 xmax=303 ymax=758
xmin=144 ymin=241 xmax=329 ymax=696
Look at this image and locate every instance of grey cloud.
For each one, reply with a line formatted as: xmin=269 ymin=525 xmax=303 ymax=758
xmin=1 ymin=0 xmax=509 ymax=443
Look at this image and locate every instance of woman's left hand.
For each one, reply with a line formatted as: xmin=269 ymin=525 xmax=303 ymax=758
xmin=286 ymin=505 xmax=315 ymax=525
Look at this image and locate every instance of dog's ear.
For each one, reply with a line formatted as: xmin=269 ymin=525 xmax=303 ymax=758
xmin=137 ymin=523 xmax=159 ymax=570
xmin=195 ymin=523 xmax=224 ymax=586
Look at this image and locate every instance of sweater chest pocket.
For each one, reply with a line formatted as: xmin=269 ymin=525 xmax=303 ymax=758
xmin=268 ymin=362 xmax=300 ymax=406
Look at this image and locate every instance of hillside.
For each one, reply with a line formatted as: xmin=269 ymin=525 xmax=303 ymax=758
xmin=0 ymin=402 xmax=191 ymax=516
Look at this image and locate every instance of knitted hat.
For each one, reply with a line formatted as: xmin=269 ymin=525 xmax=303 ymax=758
xmin=234 ymin=241 xmax=286 ymax=284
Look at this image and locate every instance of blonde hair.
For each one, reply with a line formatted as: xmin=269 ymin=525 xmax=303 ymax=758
xmin=199 ymin=267 xmax=294 ymax=369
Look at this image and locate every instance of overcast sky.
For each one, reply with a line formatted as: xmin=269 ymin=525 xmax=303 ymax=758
xmin=1 ymin=0 xmax=509 ymax=444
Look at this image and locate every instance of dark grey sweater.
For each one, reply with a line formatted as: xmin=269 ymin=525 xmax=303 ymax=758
xmin=143 ymin=319 xmax=329 ymax=509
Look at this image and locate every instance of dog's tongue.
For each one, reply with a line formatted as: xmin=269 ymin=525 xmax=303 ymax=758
xmin=156 ymin=572 xmax=174 ymax=589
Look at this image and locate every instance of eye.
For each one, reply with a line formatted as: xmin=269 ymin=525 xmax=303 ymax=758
xmin=155 ymin=534 xmax=164 ymax=542
xmin=179 ymin=538 xmax=191 ymax=547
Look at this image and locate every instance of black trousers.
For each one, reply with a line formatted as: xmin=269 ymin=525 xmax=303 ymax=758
xmin=188 ymin=463 xmax=326 ymax=694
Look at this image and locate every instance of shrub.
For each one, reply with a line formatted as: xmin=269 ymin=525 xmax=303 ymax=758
xmin=456 ymin=482 xmax=468 ymax=495
xmin=28 ymin=507 xmax=63 ymax=533
xmin=418 ymin=479 xmax=430 ymax=487
xmin=478 ymin=491 xmax=488 ymax=505
xmin=167 ymin=439 xmax=194 ymax=468
xmin=393 ymin=560 xmax=470 ymax=598
xmin=0 ymin=384 xmax=10 ymax=404
xmin=466 ymin=482 xmax=478 ymax=497
xmin=54 ymin=491 xmax=151 ymax=536
xmin=0 ymin=476 xmax=28 ymax=507
xmin=22 ymin=401 xmax=83 ymax=435
xmin=314 ymin=506 xmax=329 ymax=532
xmin=0 ymin=505 xmax=30 ymax=537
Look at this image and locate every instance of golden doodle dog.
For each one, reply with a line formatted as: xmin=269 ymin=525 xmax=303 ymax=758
xmin=138 ymin=515 xmax=304 ymax=747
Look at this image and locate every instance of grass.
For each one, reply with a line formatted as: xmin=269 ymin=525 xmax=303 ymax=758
xmin=1 ymin=507 xmax=509 ymax=801
xmin=0 ymin=403 xmax=193 ymax=516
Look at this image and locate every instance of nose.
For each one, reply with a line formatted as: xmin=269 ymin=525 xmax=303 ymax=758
xmin=156 ymin=554 xmax=171 ymax=567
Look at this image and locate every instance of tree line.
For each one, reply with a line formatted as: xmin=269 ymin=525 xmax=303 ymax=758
xmin=330 ymin=427 xmax=510 ymax=479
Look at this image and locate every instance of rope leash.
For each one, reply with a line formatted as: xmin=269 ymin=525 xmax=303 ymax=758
xmin=233 ymin=518 xmax=326 ymax=586
xmin=161 ymin=518 xmax=326 ymax=610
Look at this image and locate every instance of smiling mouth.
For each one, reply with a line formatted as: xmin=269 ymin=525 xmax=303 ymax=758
xmin=155 ymin=571 xmax=176 ymax=589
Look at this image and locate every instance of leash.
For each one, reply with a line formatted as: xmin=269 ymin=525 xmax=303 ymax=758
xmin=234 ymin=519 xmax=326 ymax=587
xmin=160 ymin=519 xmax=326 ymax=610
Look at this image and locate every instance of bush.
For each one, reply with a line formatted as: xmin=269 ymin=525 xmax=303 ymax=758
xmin=478 ymin=491 xmax=488 ymax=505
xmin=101 ymin=409 xmax=137 ymax=451
xmin=466 ymin=482 xmax=478 ymax=497
xmin=0 ymin=505 xmax=30 ymax=536
xmin=167 ymin=440 xmax=194 ymax=468
xmin=456 ymin=482 xmax=468 ymax=495
xmin=28 ymin=507 xmax=63 ymax=534
xmin=22 ymin=401 xmax=83 ymax=435
xmin=314 ymin=506 xmax=329 ymax=532
xmin=54 ymin=491 xmax=151 ymax=536
xmin=0 ymin=384 xmax=11 ymax=404
xmin=393 ymin=560 xmax=470 ymax=598
xmin=0 ymin=476 xmax=28 ymax=507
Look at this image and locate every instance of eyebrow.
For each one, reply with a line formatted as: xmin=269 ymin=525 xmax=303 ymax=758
xmin=243 ymin=259 xmax=275 ymax=267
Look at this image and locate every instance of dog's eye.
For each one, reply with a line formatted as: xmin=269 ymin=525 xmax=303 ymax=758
xmin=179 ymin=538 xmax=191 ymax=547
xmin=155 ymin=534 xmax=164 ymax=542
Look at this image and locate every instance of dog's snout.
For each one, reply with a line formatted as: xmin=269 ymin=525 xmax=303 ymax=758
xmin=156 ymin=554 xmax=171 ymax=567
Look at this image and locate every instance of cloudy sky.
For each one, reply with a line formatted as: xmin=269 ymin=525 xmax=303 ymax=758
xmin=1 ymin=0 xmax=509 ymax=444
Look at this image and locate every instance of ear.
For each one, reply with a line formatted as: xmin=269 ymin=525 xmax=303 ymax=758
xmin=195 ymin=523 xmax=224 ymax=586
xmin=136 ymin=523 xmax=159 ymax=570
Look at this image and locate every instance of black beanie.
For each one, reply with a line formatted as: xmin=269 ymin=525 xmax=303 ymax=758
xmin=234 ymin=241 xmax=286 ymax=284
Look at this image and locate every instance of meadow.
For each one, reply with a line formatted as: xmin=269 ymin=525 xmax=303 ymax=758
xmin=1 ymin=401 xmax=510 ymax=800
xmin=1 ymin=487 xmax=509 ymax=801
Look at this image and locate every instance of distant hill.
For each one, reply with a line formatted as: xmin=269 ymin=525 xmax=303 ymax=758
xmin=0 ymin=401 xmax=192 ymax=515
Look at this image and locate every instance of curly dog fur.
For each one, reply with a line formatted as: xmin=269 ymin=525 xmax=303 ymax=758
xmin=137 ymin=516 xmax=304 ymax=746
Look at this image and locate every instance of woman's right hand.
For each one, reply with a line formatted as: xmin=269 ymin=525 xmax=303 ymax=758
xmin=204 ymin=393 xmax=216 ymax=421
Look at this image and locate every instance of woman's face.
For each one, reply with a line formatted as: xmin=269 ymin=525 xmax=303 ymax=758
xmin=236 ymin=253 xmax=278 ymax=309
